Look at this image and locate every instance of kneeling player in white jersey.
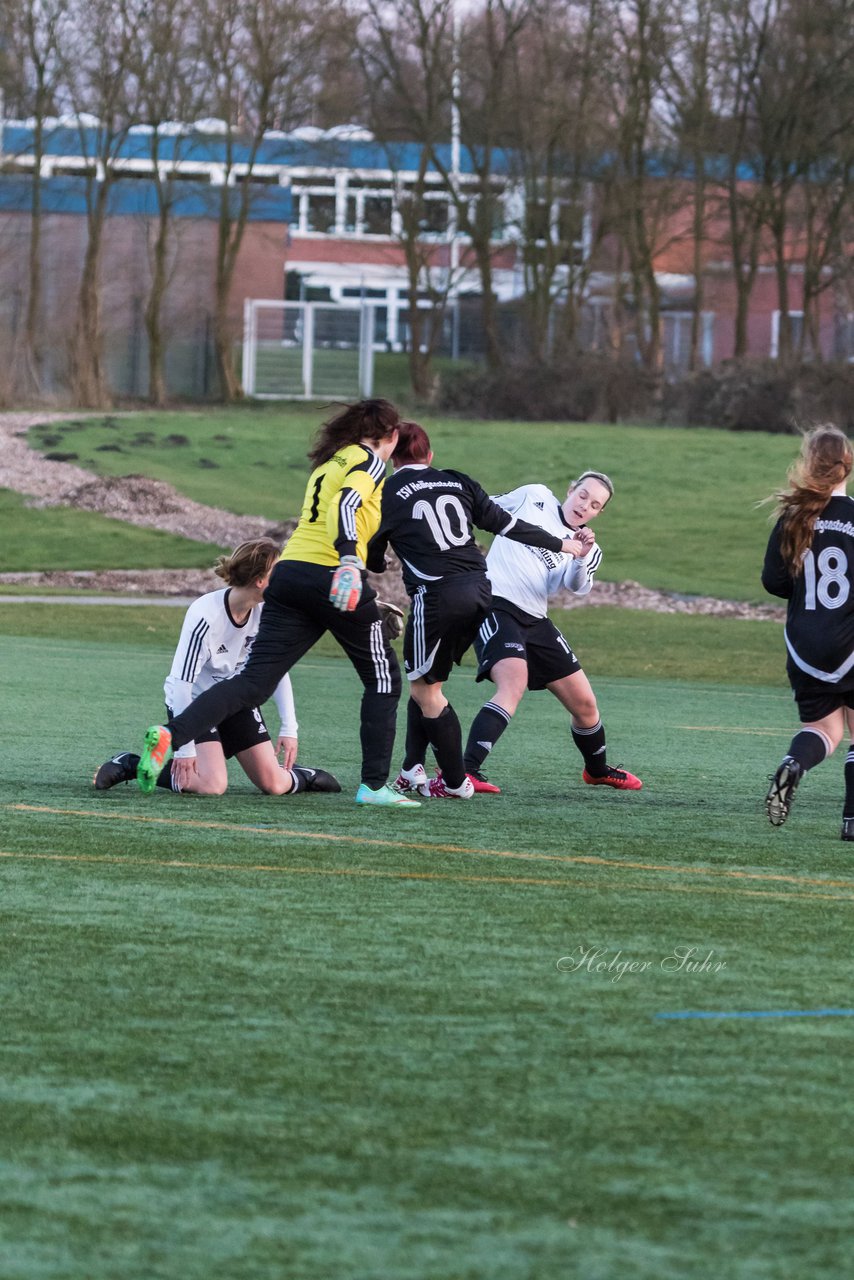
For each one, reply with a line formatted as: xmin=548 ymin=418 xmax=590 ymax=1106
xmin=462 ymin=472 xmax=642 ymax=794
xmin=94 ymin=539 xmax=339 ymax=797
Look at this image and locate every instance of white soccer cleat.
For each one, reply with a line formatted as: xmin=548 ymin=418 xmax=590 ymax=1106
xmin=393 ymin=763 xmax=429 ymax=793
xmin=419 ymin=774 xmax=475 ymax=799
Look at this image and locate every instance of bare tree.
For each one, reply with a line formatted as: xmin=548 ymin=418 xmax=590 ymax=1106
xmin=660 ymin=0 xmax=719 ymax=370
xmin=503 ymin=0 xmax=612 ymax=361
xmin=710 ymin=0 xmax=776 ymax=358
xmin=760 ymin=0 xmax=854 ymax=360
xmin=3 ymin=0 xmax=67 ymax=395
xmin=356 ymin=0 xmax=461 ymax=395
xmin=194 ymin=0 xmax=332 ymax=401
xmin=357 ymin=0 xmax=533 ymax=370
xmin=59 ymin=0 xmax=140 ymax=406
xmin=596 ymin=0 xmax=678 ymax=374
xmin=130 ymin=0 xmax=207 ymax=405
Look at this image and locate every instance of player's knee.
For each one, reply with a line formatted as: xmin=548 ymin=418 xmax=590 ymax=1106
xmin=195 ymin=779 xmax=228 ymax=796
xmin=574 ymin=693 xmax=599 ymax=723
xmin=258 ymin=770 xmax=292 ymax=795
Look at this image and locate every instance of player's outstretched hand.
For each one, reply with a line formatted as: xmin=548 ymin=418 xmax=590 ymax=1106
xmin=377 ymin=600 xmax=405 ymax=643
xmin=277 ymin=734 xmax=298 ymax=770
xmin=329 ymin=556 xmax=364 ymax=611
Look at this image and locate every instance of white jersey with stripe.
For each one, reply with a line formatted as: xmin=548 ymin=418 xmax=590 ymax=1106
xmin=484 ymin=484 xmax=603 ymax=619
xmin=163 ymin=588 xmax=297 ymax=756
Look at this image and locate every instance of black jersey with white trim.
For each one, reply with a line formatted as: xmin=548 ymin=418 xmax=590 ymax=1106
xmin=763 ymin=495 xmax=854 ymax=683
xmin=367 ymin=465 xmax=565 ymax=594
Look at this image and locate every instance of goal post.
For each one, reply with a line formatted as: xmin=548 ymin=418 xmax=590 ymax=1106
xmin=242 ymin=300 xmax=375 ymax=400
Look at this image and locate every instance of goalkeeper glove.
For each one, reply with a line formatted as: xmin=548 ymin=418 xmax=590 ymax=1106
xmin=329 ymin=556 xmax=364 ymax=611
xmin=377 ymin=600 xmax=405 ymax=643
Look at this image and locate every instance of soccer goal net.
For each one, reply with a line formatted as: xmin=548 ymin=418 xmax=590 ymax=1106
xmin=242 ymin=300 xmax=375 ymax=400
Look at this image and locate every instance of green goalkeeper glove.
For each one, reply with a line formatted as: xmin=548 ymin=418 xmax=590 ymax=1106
xmin=329 ymin=556 xmax=364 ymax=611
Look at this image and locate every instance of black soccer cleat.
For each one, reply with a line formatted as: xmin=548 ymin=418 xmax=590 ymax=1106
xmin=765 ymin=756 xmax=803 ymax=827
xmin=841 ymin=818 xmax=854 ymax=842
xmin=93 ymin=752 xmax=140 ymax=790
xmin=292 ymin=765 xmax=341 ymax=793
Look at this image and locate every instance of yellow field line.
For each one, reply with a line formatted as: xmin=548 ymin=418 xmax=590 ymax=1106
xmin=2 ymin=848 xmax=853 ymax=903
xmin=8 ymin=802 xmax=854 ymax=896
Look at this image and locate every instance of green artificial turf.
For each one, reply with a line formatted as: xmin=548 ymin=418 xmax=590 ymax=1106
xmin=0 ymin=601 xmax=788 ymax=687
xmin=1 ymin=631 xmax=852 ymax=1279
xmin=0 ymin=488 xmax=225 ymax=573
xmin=26 ymin=410 xmax=800 ymax=602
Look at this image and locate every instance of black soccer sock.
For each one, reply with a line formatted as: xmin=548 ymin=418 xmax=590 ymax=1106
xmin=289 ymin=766 xmax=310 ymax=794
xmin=843 ymin=745 xmax=854 ymax=819
xmin=423 ymin=703 xmax=465 ymax=789
xmin=572 ymin=719 xmax=608 ymax=776
xmin=155 ymin=761 xmax=176 ymax=791
xmin=464 ymin=702 xmax=512 ymax=773
xmin=403 ymin=697 xmax=431 ymax=772
xmin=786 ymin=728 xmax=830 ymax=773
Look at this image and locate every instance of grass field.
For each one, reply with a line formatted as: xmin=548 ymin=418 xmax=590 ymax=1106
xmin=26 ymin=409 xmax=801 ymax=601
xmin=0 ymin=488 xmax=225 ymax=573
xmin=2 ymin=611 xmax=852 ymax=1280
xmin=4 ymin=410 xmax=850 ymax=1278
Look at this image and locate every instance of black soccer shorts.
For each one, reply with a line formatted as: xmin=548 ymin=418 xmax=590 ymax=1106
xmin=403 ymin=571 xmax=493 ymax=683
xmin=788 ymin=663 xmax=854 ymax=724
xmin=167 ymin=703 xmax=271 ymax=759
xmin=474 ymin=603 xmax=581 ymax=690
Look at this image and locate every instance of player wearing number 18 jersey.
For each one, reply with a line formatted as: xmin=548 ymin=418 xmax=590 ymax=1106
xmin=762 ymin=426 xmax=854 ymax=837
xmin=367 ymin=421 xmax=580 ymax=797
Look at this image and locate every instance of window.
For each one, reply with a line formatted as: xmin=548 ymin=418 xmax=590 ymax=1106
xmin=420 ymin=198 xmax=448 ymax=235
xmin=835 ymin=314 xmax=854 ymax=362
xmin=525 ymin=201 xmax=550 ymax=242
xmin=306 ymin=194 xmax=337 ymax=233
xmin=770 ymin=310 xmax=812 ymax=358
xmin=363 ymin=196 xmax=392 ymax=236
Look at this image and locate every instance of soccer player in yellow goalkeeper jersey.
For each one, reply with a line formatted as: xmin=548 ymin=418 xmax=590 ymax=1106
xmin=137 ymin=399 xmax=419 ymax=808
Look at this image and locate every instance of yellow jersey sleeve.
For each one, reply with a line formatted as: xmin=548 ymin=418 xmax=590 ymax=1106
xmin=281 ymin=443 xmax=387 ymax=567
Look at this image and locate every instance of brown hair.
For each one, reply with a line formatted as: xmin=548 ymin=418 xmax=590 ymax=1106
xmin=213 ymin=538 xmax=280 ymax=587
xmin=308 ymin=398 xmax=401 ymax=468
xmin=392 ymin=420 xmax=431 ymax=467
xmin=774 ymin=426 xmax=853 ymax=574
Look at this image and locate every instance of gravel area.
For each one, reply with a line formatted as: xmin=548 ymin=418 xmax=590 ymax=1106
xmin=0 ymin=410 xmax=783 ymax=620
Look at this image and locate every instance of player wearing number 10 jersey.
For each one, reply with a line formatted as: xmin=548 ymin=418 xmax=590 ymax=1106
xmin=762 ymin=426 xmax=854 ymax=837
xmin=367 ymin=421 xmax=580 ymax=798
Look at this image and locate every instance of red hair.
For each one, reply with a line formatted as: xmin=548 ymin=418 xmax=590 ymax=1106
xmin=392 ymin=420 xmax=432 ymax=467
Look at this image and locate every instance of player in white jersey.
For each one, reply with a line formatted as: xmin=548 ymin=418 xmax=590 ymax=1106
xmin=94 ymin=539 xmax=339 ymax=796
xmin=462 ymin=471 xmax=643 ymax=793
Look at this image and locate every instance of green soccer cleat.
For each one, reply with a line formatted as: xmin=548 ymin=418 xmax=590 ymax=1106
xmin=355 ymin=783 xmax=421 ymax=808
xmin=137 ymin=725 xmax=173 ymax=795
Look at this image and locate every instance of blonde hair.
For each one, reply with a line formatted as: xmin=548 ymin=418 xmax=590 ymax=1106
xmin=774 ymin=426 xmax=853 ymax=574
xmin=570 ymin=470 xmax=614 ymax=503
xmin=213 ymin=538 xmax=281 ymax=587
